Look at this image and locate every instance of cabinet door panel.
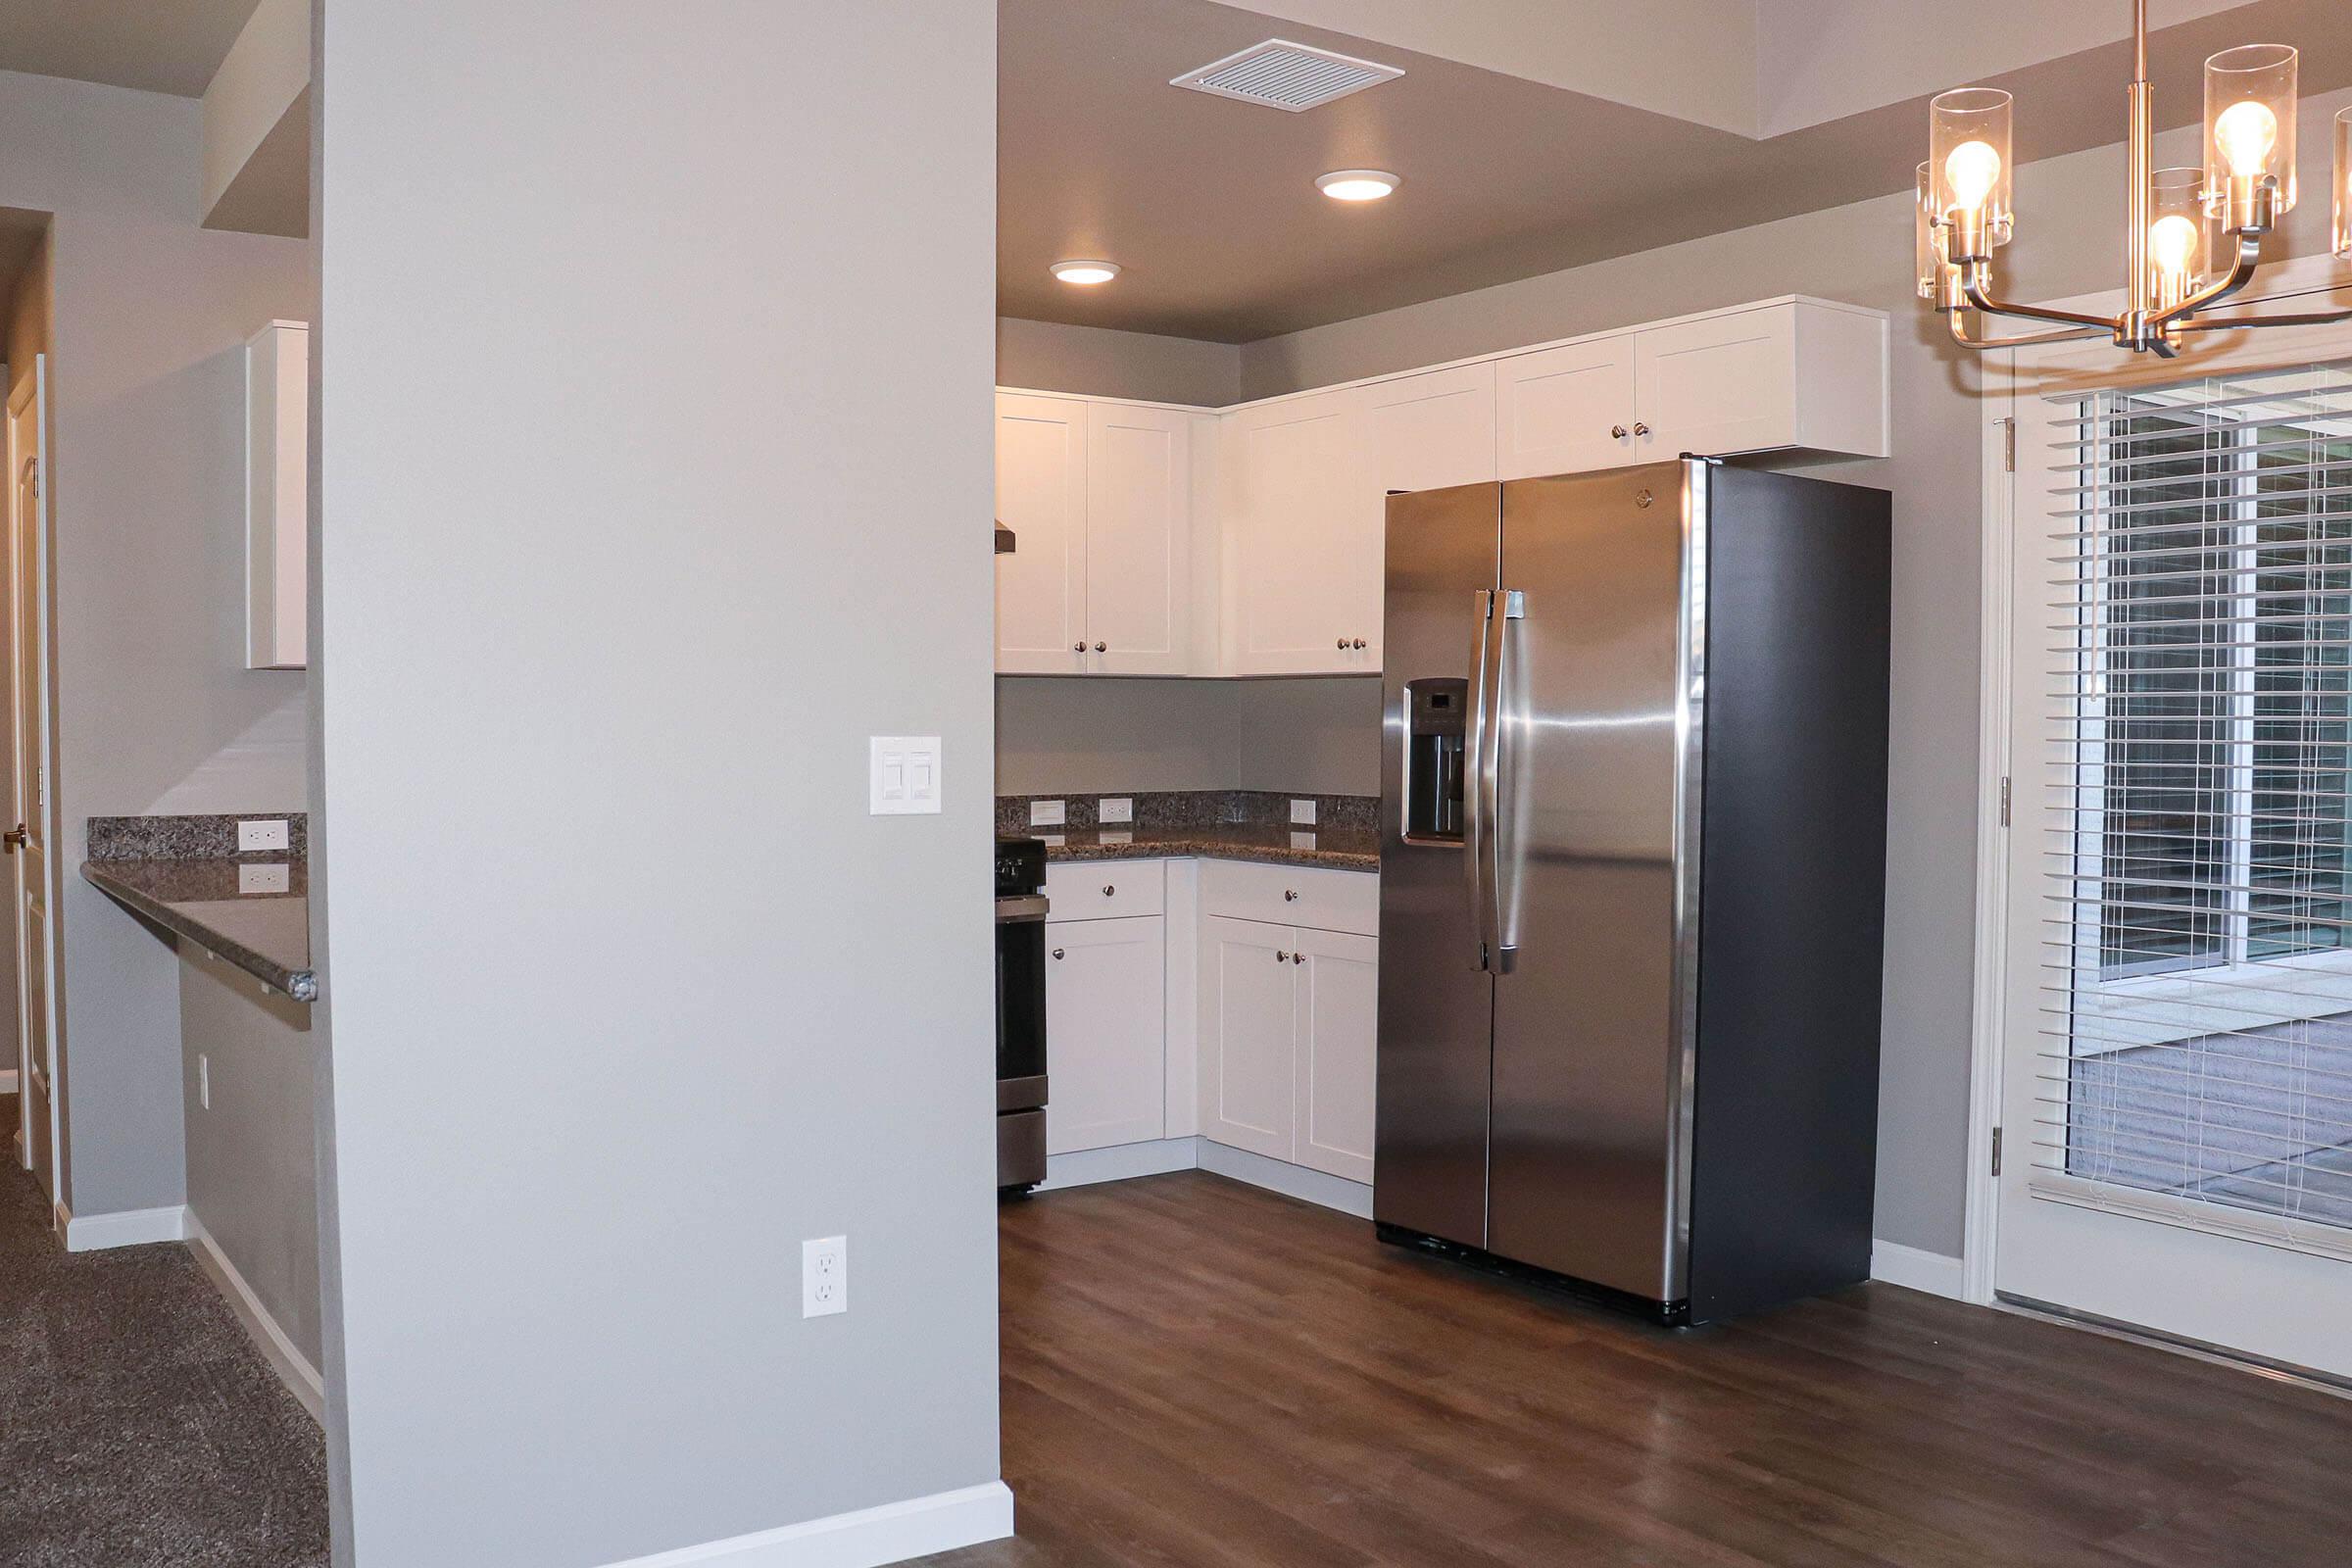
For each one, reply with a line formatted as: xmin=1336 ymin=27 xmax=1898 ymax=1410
xmin=1366 ymin=363 xmax=1497 ymax=494
xmin=1496 ymin=337 xmax=1636 ymax=480
xmin=1085 ymin=403 xmax=1191 ymax=675
xmin=996 ymin=393 xmax=1088 ymax=673
xmin=1632 ymin=308 xmax=1796 ymax=458
xmin=1224 ymin=393 xmax=1366 ymax=675
xmin=1046 ymin=915 xmax=1166 ymax=1154
xmin=1199 ymin=915 xmax=1298 ymax=1159
xmin=1294 ymin=927 xmax=1379 ymax=1184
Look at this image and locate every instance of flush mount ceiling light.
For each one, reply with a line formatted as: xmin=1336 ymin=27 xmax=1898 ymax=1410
xmin=1316 ymin=170 xmax=1400 ymax=202
xmin=1918 ymin=0 xmax=2351 ymax=356
xmin=1049 ymin=260 xmax=1120 ymax=286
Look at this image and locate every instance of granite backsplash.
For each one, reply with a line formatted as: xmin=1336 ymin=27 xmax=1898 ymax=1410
xmin=86 ymin=811 xmax=310 ymax=861
xmin=995 ymin=790 xmax=1377 ymax=836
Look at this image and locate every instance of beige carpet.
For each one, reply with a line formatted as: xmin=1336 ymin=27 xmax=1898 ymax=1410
xmin=0 ymin=1095 xmax=329 ymax=1566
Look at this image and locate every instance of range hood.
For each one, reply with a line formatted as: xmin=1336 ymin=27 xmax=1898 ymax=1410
xmin=994 ymin=519 xmax=1015 ymax=554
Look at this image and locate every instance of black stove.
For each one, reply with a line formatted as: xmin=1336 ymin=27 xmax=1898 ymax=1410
xmin=994 ymin=837 xmax=1050 ymax=1193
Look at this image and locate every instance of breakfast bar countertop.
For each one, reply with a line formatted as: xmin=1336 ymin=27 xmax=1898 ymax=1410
xmin=82 ymin=857 xmax=316 ymax=1003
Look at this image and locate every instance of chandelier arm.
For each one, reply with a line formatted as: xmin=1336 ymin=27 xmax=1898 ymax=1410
xmin=1947 ymin=312 xmax=2107 ymax=350
xmin=1960 ymin=274 xmax=2115 ymax=329
xmin=2176 ymin=305 xmax=2352 ymax=332
xmin=2146 ymin=238 xmax=2262 ymax=328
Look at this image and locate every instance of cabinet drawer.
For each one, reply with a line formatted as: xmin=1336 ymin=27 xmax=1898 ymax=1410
xmin=1046 ymin=858 xmax=1166 ymax=921
xmin=1200 ymin=859 xmax=1377 ymax=937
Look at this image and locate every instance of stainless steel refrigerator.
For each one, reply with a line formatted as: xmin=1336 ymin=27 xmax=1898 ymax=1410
xmin=1375 ymin=459 xmax=1890 ymax=1325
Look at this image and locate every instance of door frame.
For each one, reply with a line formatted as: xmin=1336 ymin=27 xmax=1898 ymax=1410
xmin=7 ymin=356 xmax=61 ymax=1192
xmin=1967 ymin=254 xmax=2352 ymax=1312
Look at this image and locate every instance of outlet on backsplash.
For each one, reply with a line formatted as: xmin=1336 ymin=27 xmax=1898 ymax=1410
xmin=1029 ymin=799 xmax=1065 ymax=827
xmin=1290 ymin=799 xmax=1317 ymax=826
xmin=1100 ymin=797 xmax=1132 ymax=824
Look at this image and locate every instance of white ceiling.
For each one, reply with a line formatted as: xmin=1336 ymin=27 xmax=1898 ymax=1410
xmin=0 ymin=0 xmax=260 ymax=97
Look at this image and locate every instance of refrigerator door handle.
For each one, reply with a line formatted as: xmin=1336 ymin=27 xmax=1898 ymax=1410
xmin=1465 ymin=589 xmax=1501 ymax=970
xmin=1493 ymin=590 xmax=1526 ymax=969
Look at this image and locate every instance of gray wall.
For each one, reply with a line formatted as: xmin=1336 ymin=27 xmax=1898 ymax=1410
xmin=998 ymin=674 xmax=1378 ymax=795
xmin=997 ymin=317 xmax=1241 ymax=407
xmin=179 ymin=949 xmax=319 ymax=1368
xmin=312 ymin=5 xmax=1000 ymax=1564
xmin=1232 ymin=87 xmax=2352 ymax=1259
xmin=0 ymin=71 xmax=313 ymax=1217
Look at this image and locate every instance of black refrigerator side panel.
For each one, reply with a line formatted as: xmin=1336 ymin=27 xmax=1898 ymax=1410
xmin=1685 ymin=467 xmax=1891 ymax=1324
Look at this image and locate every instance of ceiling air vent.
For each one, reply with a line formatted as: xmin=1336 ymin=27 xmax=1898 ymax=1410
xmin=1170 ymin=40 xmax=1403 ymax=113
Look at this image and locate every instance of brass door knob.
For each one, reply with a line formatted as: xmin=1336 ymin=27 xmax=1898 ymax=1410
xmin=2 ymin=824 xmax=24 ymax=852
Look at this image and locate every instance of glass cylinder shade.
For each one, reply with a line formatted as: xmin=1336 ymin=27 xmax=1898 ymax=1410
xmin=1931 ymin=88 xmax=2014 ymax=253
xmin=2336 ymin=109 xmax=2350 ymax=258
xmin=1915 ymin=162 xmax=1943 ymax=300
xmin=2147 ymin=168 xmax=2214 ymax=312
xmin=2204 ymin=44 xmax=2297 ymax=227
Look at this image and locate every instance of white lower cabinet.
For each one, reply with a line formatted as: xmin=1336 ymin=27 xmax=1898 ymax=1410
xmin=1199 ymin=906 xmax=1380 ymax=1184
xmin=1046 ymin=914 xmax=1167 ymax=1155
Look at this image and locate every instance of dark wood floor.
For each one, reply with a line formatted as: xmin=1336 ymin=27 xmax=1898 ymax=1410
xmin=923 ymin=1169 xmax=2352 ymax=1568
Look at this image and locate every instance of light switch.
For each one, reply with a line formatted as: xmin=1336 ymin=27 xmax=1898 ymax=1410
xmin=869 ymin=737 xmax=943 ymax=815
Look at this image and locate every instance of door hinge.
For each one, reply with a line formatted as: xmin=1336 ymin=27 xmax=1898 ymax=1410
xmin=1999 ymin=775 xmax=2011 ymax=827
xmin=2000 ymin=417 xmax=2017 ymax=473
xmin=1990 ymin=1126 xmax=2004 ymax=1177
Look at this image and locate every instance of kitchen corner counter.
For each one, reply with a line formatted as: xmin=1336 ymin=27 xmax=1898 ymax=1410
xmin=1042 ymin=823 xmax=1378 ymax=872
xmin=83 ymin=858 xmax=316 ymax=1003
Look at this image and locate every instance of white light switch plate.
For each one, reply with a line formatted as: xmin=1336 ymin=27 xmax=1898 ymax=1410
xmin=1290 ymin=799 xmax=1317 ymax=825
xmin=1028 ymin=799 xmax=1065 ymax=827
xmin=869 ymin=737 xmax=942 ymax=815
xmin=237 ymin=818 xmax=290 ymax=852
xmin=1100 ymin=797 xmax=1132 ymax=824
xmin=238 ymin=862 xmax=290 ymax=895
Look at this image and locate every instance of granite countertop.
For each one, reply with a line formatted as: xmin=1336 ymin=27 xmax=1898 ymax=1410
xmin=83 ymin=858 xmax=316 ymax=1003
xmin=1042 ymin=822 xmax=1378 ymax=871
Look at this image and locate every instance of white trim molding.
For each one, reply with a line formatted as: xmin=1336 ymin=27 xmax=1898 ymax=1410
xmin=598 ymin=1481 xmax=1013 ymax=1568
xmin=1196 ymin=1139 xmax=1373 ymax=1217
xmin=1871 ymin=1242 xmax=1969 ymax=1300
xmin=56 ymin=1200 xmax=190 ymax=1252
xmin=187 ymin=1214 xmax=324 ymax=1421
xmin=1040 ymin=1137 xmax=1200 ymax=1192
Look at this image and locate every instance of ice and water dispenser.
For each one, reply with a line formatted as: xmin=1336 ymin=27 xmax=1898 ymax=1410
xmin=1401 ymin=678 xmax=1469 ymax=843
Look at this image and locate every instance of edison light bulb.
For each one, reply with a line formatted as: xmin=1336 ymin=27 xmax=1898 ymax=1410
xmin=1945 ymin=139 xmax=2003 ymax=213
xmin=2149 ymin=214 xmax=2201 ymax=278
xmin=2216 ymin=100 xmax=2280 ymax=175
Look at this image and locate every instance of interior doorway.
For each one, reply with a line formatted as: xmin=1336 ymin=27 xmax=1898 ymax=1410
xmin=8 ymin=357 xmax=59 ymax=1202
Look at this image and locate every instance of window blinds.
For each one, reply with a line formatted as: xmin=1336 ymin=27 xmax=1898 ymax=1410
xmin=2044 ymin=363 xmax=2352 ymax=1256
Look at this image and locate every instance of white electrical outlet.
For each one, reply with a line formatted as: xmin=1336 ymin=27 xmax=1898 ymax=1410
xmin=1028 ymin=799 xmax=1065 ymax=827
xmin=237 ymin=818 xmax=290 ymax=852
xmin=802 ymin=1235 xmax=848 ymax=1318
xmin=1099 ymin=797 xmax=1132 ymax=824
xmin=198 ymin=1054 xmax=211 ymax=1110
xmin=1290 ymin=798 xmax=1317 ymax=825
xmin=239 ymin=862 xmax=290 ymax=895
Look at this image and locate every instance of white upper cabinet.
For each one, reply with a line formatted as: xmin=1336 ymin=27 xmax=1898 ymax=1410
xmin=996 ymin=393 xmax=1199 ymax=675
xmin=245 ymin=320 xmax=309 ymax=670
xmin=1365 ymin=362 xmax=1498 ymax=494
xmin=995 ymin=393 xmax=1089 ymax=673
xmin=1083 ymin=402 xmax=1192 ymax=676
xmin=1221 ymin=390 xmax=1375 ymax=676
xmin=1496 ymin=334 xmax=1638 ymax=481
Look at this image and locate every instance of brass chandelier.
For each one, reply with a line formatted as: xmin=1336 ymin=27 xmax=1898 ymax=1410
xmin=1918 ymin=0 xmax=2352 ymax=355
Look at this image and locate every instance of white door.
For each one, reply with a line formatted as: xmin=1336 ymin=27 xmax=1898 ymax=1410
xmin=8 ymin=360 xmax=57 ymax=1198
xmin=1630 ymin=308 xmax=1796 ymax=459
xmin=1082 ymin=402 xmax=1191 ymax=676
xmin=1495 ymin=335 xmax=1637 ymax=479
xmin=1291 ymin=925 xmax=1378 ymax=1184
xmin=1994 ymin=342 xmax=2352 ymax=1379
xmin=1223 ymin=391 xmax=1367 ymax=675
xmin=1044 ymin=915 xmax=1166 ymax=1154
xmin=1199 ymin=915 xmax=1297 ymax=1160
xmin=994 ymin=392 xmax=1087 ymax=674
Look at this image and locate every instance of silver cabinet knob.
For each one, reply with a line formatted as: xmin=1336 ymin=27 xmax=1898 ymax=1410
xmin=1337 ymin=637 xmax=1349 ymax=650
xmin=1052 ymin=948 xmax=1064 ymax=960
xmin=1292 ymin=951 xmax=1304 ymax=965
xmin=1283 ymin=889 xmax=1298 ymax=902
xmin=1611 ymin=424 xmax=1628 ymax=439
xmin=1094 ymin=641 xmax=1106 ymax=653
xmin=1275 ymin=950 xmax=1290 ymax=962
xmin=1102 ymin=885 xmax=1115 ymax=897
xmin=1351 ymin=638 xmax=1367 ymax=650
xmin=1633 ymin=422 xmax=1650 ymax=437
xmin=1072 ymin=642 xmax=1085 ymax=652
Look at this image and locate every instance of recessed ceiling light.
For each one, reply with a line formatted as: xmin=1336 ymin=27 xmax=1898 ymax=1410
xmin=1317 ymin=170 xmax=1399 ymax=202
xmin=1050 ymin=260 xmax=1121 ymax=285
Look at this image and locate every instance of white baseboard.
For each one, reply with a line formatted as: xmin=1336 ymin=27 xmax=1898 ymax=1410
xmin=57 ymin=1200 xmax=190 ymax=1252
xmin=186 ymin=1213 xmax=324 ymax=1422
xmin=1196 ymin=1140 xmax=1374 ymax=1218
xmin=601 ymin=1480 xmax=1013 ymax=1568
xmin=1039 ymin=1137 xmax=1200 ymax=1192
xmin=1871 ymin=1241 xmax=1968 ymax=1300
xmin=0 ymin=1068 xmax=17 ymax=1094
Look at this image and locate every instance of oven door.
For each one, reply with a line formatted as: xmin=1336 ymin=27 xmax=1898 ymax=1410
xmin=995 ymin=895 xmax=1048 ymax=1110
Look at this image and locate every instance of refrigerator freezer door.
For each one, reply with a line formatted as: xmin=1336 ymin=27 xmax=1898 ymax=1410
xmin=1487 ymin=462 xmax=1701 ymax=1303
xmin=1375 ymin=482 xmax=1501 ymax=1249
